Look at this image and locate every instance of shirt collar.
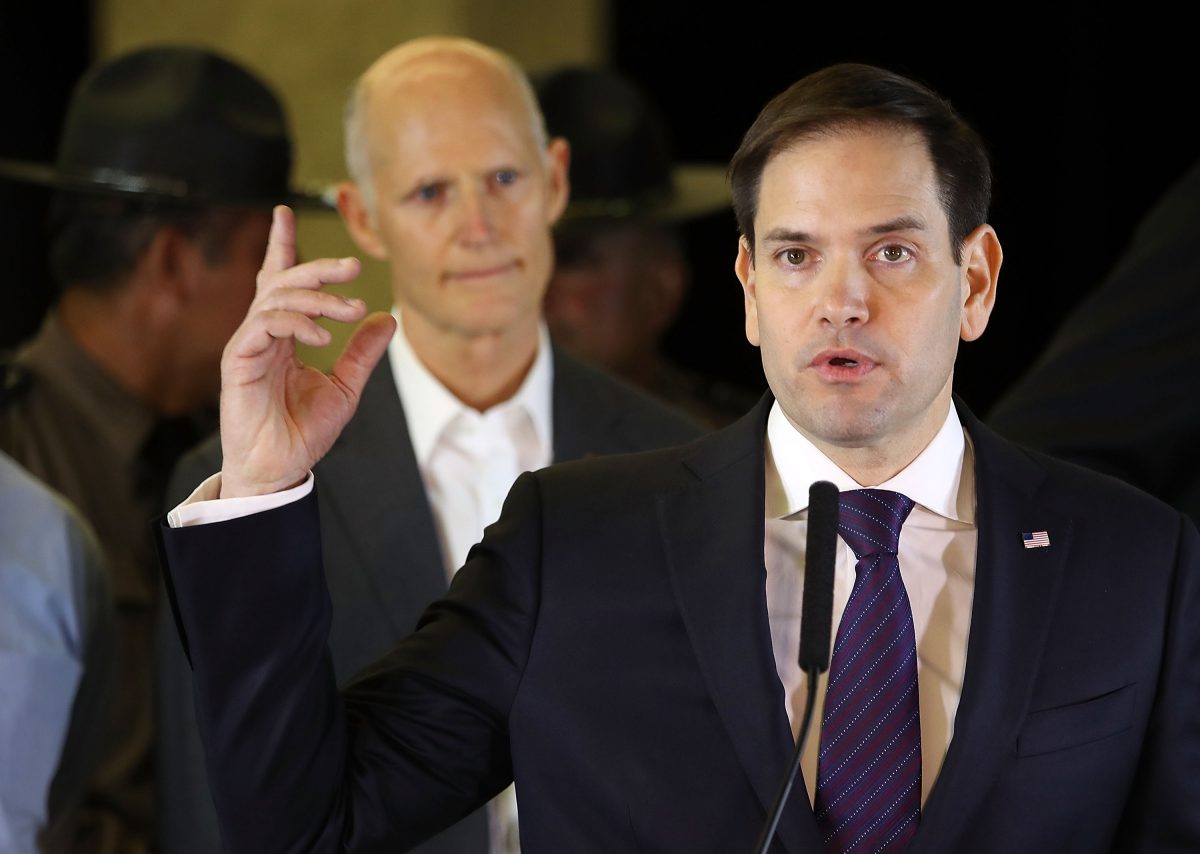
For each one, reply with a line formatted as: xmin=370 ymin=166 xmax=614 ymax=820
xmin=765 ymin=398 xmax=974 ymax=525
xmin=386 ymin=306 xmax=554 ymax=465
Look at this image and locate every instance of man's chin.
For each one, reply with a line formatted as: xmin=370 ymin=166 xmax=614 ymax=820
xmin=425 ymin=298 xmax=537 ymax=339
xmin=792 ymin=406 xmax=890 ymax=451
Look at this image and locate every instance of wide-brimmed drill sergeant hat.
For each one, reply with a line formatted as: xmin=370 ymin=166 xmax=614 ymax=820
xmin=534 ymin=65 xmax=730 ymax=227
xmin=0 ymin=45 xmax=330 ymax=210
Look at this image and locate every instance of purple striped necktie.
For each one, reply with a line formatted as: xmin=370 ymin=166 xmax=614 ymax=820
xmin=814 ymin=488 xmax=920 ymax=853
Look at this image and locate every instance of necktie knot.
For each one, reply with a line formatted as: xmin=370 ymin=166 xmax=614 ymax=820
xmin=837 ymin=488 xmax=914 ymax=560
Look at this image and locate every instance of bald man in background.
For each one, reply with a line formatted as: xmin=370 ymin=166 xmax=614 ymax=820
xmin=157 ymin=36 xmax=702 ymax=854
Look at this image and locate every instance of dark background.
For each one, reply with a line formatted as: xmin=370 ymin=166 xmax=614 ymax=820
xmin=613 ymin=2 xmax=1198 ymax=416
xmin=3 ymin=4 xmax=1196 ymax=418
xmin=0 ymin=3 xmax=91 ymax=351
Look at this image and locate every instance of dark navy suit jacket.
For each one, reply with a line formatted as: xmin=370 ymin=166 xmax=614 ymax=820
xmin=157 ymin=394 xmax=1200 ymax=853
xmin=155 ymin=349 xmax=703 ymax=854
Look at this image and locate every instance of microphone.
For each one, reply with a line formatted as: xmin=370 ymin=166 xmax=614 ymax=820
xmin=753 ymin=480 xmax=840 ymax=854
xmin=798 ymin=480 xmax=839 ymax=674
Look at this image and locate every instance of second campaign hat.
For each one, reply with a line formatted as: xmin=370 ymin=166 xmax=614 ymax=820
xmin=0 ymin=45 xmax=330 ymax=210
xmin=534 ymin=65 xmax=730 ymax=225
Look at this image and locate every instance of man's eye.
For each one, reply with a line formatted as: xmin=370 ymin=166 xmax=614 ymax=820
xmin=879 ymin=245 xmax=911 ymax=262
xmin=493 ymin=169 xmax=519 ymax=186
xmin=414 ymin=183 xmax=442 ymax=202
xmin=784 ymin=248 xmax=806 ymax=265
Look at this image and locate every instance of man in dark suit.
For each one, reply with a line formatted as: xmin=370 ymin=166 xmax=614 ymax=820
xmin=156 ymin=62 xmax=1200 ymax=852
xmin=155 ymin=36 xmax=702 ymax=854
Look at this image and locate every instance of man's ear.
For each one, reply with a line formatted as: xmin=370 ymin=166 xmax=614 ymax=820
xmin=544 ymin=136 xmax=570 ymax=226
xmin=336 ymin=181 xmax=388 ymax=259
xmin=735 ymin=236 xmax=760 ymax=347
xmin=138 ymin=225 xmax=194 ymax=310
xmin=959 ymin=223 xmax=1002 ymax=342
xmin=645 ymin=253 xmax=688 ymax=335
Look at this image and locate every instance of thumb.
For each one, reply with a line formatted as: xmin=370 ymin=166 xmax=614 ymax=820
xmin=329 ymin=311 xmax=397 ymax=401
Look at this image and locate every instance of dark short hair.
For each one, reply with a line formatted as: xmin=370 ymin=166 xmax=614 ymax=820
xmin=48 ymin=195 xmax=254 ymax=291
xmin=728 ymin=62 xmax=991 ymax=264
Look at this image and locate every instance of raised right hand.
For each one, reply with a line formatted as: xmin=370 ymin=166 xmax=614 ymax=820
xmin=218 ymin=205 xmax=396 ymax=498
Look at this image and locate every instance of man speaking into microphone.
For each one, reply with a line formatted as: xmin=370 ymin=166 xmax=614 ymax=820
xmin=156 ymin=60 xmax=1200 ymax=853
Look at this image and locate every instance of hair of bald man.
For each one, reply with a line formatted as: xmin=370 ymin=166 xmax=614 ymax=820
xmin=342 ymin=37 xmax=550 ymax=220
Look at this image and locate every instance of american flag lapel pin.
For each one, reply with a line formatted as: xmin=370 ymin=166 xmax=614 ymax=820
xmin=1022 ymin=530 xmax=1051 ymax=549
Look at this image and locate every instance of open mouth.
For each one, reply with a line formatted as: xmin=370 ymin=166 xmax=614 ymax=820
xmin=812 ymin=349 xmax=875 ymax=379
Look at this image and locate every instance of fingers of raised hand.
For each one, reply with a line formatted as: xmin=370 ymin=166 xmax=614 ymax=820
xmin=231 ymin=290 xmax=370 ymax=357
xmin=260 ymin=205 xmax=298 ymax=273
xmin=255 ymin=255 xmax=361 ymax=295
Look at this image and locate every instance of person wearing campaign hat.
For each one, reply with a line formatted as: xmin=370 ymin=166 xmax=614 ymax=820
xmin=537 ymin=65 xmax=759 ymax=428
xmin=0 ymin=44 xmax=327 ymax=854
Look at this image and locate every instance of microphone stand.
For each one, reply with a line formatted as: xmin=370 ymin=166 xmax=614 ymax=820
xmin=752 ymin=479 xmax=838 ymax=853
xmin=752 ymin=670 xmax=820 ymax=854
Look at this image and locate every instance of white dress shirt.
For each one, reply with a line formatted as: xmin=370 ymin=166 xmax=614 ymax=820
xmin=387 ymin=308 xmax=553 ymax=579
xmin=763 ymin=399 xmax=977 ymax=807
xmin=388 ymin=310 xmax=548 ymax=854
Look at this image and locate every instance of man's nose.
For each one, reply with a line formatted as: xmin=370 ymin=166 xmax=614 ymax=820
xmin=456 ymin=185 xmax=496 ymax=245
xmin=816 ymin=258 xmax=870 ymax=328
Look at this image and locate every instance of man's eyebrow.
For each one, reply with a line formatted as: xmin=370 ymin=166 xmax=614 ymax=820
xmin=758 ymin=216 xmax=928 ymax=245
xmin=866 ymin=215 xmax=926 ymax=235
xmin=759 ymin=227 xmax=813 ymax=244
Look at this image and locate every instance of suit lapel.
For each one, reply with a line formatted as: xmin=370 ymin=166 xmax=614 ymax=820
xmin=550 ymin=348 xmax=631 ymax=462
xmin=915 ymin=407 xmax=1076 ymax=850
xmin=315 ymin=346 xmax=682 ymax=640
xmin=550 ymin=346 xmax=700 ymax=461
xmin=315 ymin=359 xmax=447 ymax=637
xmin=659 ymin=396 xmax=822 ymax=854
xmin=658 ymin=396 xmax=1081 ymax=852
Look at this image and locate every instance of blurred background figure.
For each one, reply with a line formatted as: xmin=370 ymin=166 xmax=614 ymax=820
xmin=987 ymin=153 xmax=1200 ymax=528
xmin=0 ymin=45 xmax=327 ymax=853
xmin=1 ymin=449 xmax=116 ymax=854
xmin=536 ymin=65 xmax=760 ymax=428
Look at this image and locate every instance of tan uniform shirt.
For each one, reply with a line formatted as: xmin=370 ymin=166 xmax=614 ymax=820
xmin=1 ymin=313 xmax=213 ymax=854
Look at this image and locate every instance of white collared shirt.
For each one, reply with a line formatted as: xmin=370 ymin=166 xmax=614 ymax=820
xmin=387 ymin=308 xmax=553 ymax=579
xmin=763 ymin=399 xmax=977 ymax=807
xmin=388 ymin=309 xmax=550 ymax=854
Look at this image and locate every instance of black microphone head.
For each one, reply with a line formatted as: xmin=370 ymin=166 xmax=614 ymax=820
xmin=798 ymin=480 xmax=839 ymax=674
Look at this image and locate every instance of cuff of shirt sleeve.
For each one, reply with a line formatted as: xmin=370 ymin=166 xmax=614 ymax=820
xmin=166 ymin=472 xmax=315 ymax=528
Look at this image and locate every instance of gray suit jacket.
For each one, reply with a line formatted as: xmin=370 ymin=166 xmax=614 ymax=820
xmin=155 ymin=348 xmax=705 ymax=854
